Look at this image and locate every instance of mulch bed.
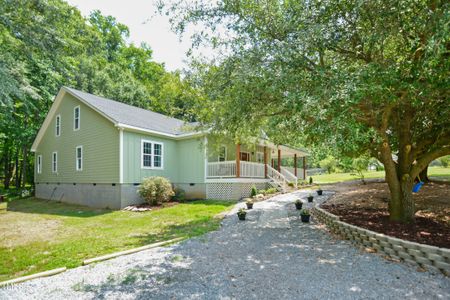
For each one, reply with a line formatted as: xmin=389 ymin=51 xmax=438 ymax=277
xmin=319 ymin=180 xmax=450 ymax=249
xmin=321 ymin=204 xmax=450 ymax=248
xmin=123 ymin=201 xmax=180 ymax=212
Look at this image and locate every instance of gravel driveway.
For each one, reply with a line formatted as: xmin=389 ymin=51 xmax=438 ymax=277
xmin=2 ymin=190 xmax=450 ymax=299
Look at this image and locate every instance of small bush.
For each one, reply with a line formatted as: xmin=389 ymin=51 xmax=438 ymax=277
xmin=288 ymin=182 xmax=294 ymax=187
xmin=319 ymin=155 xmax=338 ymax=174
xmin=172 ymin=187 xmax=186 ymax=202
xmin=138 ymin=176 xmax=174 ymax=206
xmin=309 ymin=177 xmax=313 ymax=184
xmin=300 ymin=208 xmax=310 ymax=216
xmin=440 ymin=155 xmax=450 ymax=168
xmin=266 ymin=187 xmax=278 ymax=194
xmin=258 ymin=189 xmax=266 ymax=195
xmin=250 ymin=185 xmax=258 ymax=197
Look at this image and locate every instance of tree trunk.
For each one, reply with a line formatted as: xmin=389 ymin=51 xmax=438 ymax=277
xmin=3 ymin=144 xmax=11 ymax=190
xmin=21 ymin=146 xmax=27 ymax=187
xmin=385 ymin=175 xmax=415 ymax=223
xmin=14 ymin=152 xmax=20 ymax=189
xmin=419 ymin=166 xmax=429 ymax=182
xmin=380 ymin=137 xmax=415 ymax=223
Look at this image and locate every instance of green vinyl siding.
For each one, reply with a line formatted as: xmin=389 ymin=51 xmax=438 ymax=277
xmin=35 ymin=94 xmax=119 ymax=183
xmin=177 ymin=138 xmax=205 ymax=183
xmin=122 ymin=131 xmax=178 ymax=183
xmin=122 ymin=132 xmax=206 ymax=184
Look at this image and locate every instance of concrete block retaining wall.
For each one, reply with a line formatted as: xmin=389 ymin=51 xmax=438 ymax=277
xmin=312 ymin=206 xmax=450 ymax=276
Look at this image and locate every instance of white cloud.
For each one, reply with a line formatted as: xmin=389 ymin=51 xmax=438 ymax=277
xmin=66 ymin=0 xmax=198 ymax=71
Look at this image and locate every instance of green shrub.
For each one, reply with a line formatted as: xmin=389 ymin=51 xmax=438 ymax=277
xmin=258 ymin=189 xmax=266 ymax=195
xmin=172 ymin=187 xmax=186 ymax=202
xmin=250 ymin=185 xmax=258 ymax=197
xmin=138 ymin=176 xmax=174 ymax=206
xmin=300 ymin=208 xmax=310 ymax=216
xmin=288 ymin=182 xmax=294 ymax=187
xmin=297 ymin=180 xmax=306 ymax=186
xmin=309 ymin=177 xmax=313 ymax=184
xmin=266 ymin=187 xmax=278 ymax=194
xmin=319 ymin=155 xmax=338 ymax=174
xmin=440 ymin=155 xmax=450 ymax=167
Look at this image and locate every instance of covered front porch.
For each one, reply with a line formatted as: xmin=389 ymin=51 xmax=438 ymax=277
xmin=206 ymin=142 xmax=308 ymax=192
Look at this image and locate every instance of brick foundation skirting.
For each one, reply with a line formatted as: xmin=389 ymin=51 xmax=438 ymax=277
xmin=312 ymin=206 xmax=450 ymax=276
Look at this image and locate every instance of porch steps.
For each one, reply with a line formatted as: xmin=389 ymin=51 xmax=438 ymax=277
xmin=269 ymin=179 xmax=286 ymax=193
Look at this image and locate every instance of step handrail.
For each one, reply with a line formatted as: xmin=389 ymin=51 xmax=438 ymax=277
xmin=267 ymin=165 xmax=287 ymax=192
xmin=280 ymin=167 xmax=298 ymax=188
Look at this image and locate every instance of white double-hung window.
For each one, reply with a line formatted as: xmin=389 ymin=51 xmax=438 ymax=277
xmin=141 ymin=140 xmax=163 ymax=169
xmin=52 ymin=152 xmax=58 ymax=173
xmin=37 ymin=155 xmax=42 ymax=174
xmin=55 ymin=115 xmax=61 ymax=137
xmin=76 ymin=146 xmax=83 ymax=171
xmin=74 ymin=106 xmax=80 ymax=130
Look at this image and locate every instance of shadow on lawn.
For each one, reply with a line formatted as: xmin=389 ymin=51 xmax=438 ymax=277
xmin=6 ymin=197 xmax=112 ymax=218
xmin=5 ymin=198 xmax=235 ymax=219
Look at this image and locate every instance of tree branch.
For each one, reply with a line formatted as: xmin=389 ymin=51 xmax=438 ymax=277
xmin=411 ymin=146 xmax=450 ymax=178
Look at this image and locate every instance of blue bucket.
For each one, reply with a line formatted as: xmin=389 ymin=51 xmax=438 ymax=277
xmin=412 ymin=181 xmax=424 ymax=193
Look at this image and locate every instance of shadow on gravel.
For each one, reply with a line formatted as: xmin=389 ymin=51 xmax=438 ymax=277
xmin=69 ymin=192 xmax=450 ymax=299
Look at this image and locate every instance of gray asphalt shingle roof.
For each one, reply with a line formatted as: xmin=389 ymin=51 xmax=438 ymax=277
xmin=65 ymin=87 xmax=195 ymax=136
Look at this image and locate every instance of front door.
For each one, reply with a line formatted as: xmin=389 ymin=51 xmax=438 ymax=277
xmin=240 ymin=152 xmax=250 ymax=161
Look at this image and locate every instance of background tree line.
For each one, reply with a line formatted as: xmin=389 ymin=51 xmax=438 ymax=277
xmin=0 ymin=0 xmax=199 ymax=189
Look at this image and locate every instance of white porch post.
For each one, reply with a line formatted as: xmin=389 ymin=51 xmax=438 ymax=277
xmin=236 ymin=144 xmax=241 ymax=178
xmin=264 ymin=146 xmax=268 ymax=178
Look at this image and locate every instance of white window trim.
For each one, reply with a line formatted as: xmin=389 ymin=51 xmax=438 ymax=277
xmin=37 ymin=155 xmax=42 ymax=174
xmin=52 ymin=151 xmax=58 ymax=173
xmin=256 ymin=151 xmax=264 ymax=163
xmin=76 ymin=145 xmax=83 ymax=171
xmin=74 ymin=105 xmax=80 ymax=131
xmin=55 ymin=114 xmax=61 ymax=137
xmin=218 ymin=145 xmax=227 ymax=162
xmin=141 ymin=139 xmax=164 ymax=170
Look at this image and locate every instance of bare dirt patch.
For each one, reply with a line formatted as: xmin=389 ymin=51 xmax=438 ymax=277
xmin=0 ymin=214 xmax=62 ymax=248
xmin=321 ymin=180 xmax=450 ymax=248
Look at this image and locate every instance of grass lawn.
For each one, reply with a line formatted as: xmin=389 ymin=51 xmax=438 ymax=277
xmin=311 ymin=166 xmax=450 ymax=184
xmin=0 ymin=198 xmax=234 ymax=282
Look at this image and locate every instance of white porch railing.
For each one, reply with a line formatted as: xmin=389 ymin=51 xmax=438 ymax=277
xmin=207 ymin=161 xmax=265 ymax=178
xmin=283 ymin=167 xmax=305 ymax=180
xmin=207 ymin=161 xmax=237 ymax=178
xmin=240 ymin=161 xmax=265 ymax=178
xmin=267 ymin=165 xmax=287 ymax=192
xmin=281 ymin=167 xmax=298 ymax=188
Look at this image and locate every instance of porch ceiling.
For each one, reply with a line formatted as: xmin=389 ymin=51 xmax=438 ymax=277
xmin=258 ymin=139 xmax=309 ymax=157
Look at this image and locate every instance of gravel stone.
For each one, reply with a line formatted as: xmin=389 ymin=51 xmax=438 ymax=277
xmin=1 ymin=190 xmax=449 ymax=299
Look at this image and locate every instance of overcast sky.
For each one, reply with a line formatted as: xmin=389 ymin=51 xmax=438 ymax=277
xmin=66 ymin=0 xmax=194 ymax=71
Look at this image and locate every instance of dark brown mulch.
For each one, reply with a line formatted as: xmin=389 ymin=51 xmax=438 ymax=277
xmin=321 ymin=204 xmax=450 ymax=248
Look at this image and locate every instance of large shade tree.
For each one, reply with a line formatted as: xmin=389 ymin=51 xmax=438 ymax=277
xmin=162 ymin=0 xmax=450 ymax=222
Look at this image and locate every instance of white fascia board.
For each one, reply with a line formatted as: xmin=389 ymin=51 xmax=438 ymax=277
xmin=115 ymin=123 xmax=206 ymax=140
xmin=31 ymin=89 xmax=66 ymax=152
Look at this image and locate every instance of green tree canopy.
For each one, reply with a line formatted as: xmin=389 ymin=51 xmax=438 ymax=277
xmin=0 ymin=0 xmax=199 ymax=189
xmin=162 ymin=0 xmax=450 ymax=222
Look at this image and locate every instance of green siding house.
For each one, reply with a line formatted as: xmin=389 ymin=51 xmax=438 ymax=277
xmin=31 ymin=87 xmax=308 ymax=208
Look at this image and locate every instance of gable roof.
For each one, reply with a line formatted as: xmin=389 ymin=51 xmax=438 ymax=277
xmin=31 ymin=87 xmax=202 ymax=151
xmin=31 ymin=87 xmax=309 ymax=156
xmin=64 ymin=87 xmax=195 ymax=136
